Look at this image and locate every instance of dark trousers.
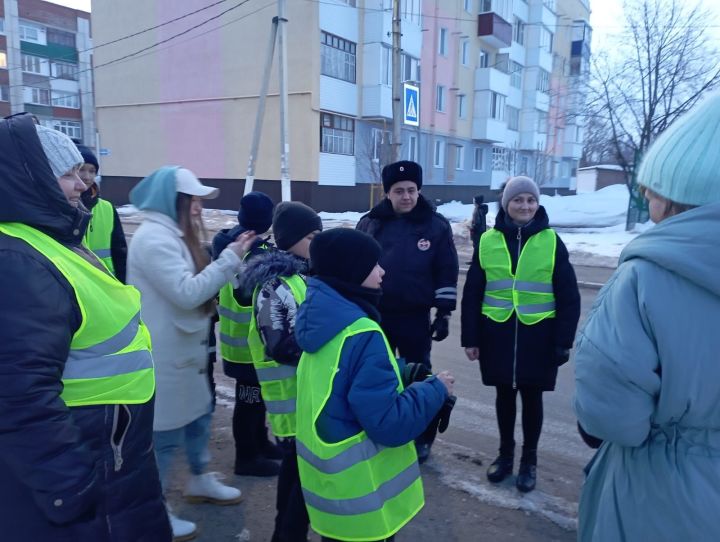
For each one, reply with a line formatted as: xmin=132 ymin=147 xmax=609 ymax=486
xmin=233 ymin=372 xmax=272 ymax=461
xmin=271 ymin=439 xmax=309 ymax=542
xmin=495 ymin=386 xmax=544 ymax=465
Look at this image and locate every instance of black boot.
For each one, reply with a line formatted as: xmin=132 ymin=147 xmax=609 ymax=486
xmin=486 ymin=455 xmax=514 ymax=483
xmin=516 ymin=463 xmax=537 ymax=492
xmin=234 ymin=457 xmax=281 ymax=477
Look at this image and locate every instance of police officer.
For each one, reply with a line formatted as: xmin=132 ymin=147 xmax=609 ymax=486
xmin=356 ymin=160 xmax=459 ymax=463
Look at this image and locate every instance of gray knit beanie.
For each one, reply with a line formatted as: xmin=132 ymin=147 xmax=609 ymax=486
xmin=35 ymin=125 xmax=84 ymax=178
xmin=501 ymin=176 xmax=540 ymax=212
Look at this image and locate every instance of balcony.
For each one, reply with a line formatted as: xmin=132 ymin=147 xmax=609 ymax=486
xmin=472 ymin=116 xmax=507 ymax=143
xmin=563 ymin=141 xmax=584 ymax=160
xmin=477 ymin=12 xmax=512 ymax=49
xmin=528 ymin=1 xmax=556 ymax=30
xmin=474 ymin=67 xmax=509 ymax=94
xmin=519 ymin=130 xmax=547 ymax=151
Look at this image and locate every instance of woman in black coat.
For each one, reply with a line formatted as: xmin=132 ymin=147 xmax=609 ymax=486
xmin=461 ymin=176 xmax=580 ymax=493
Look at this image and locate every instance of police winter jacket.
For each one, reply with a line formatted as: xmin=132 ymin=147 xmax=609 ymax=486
xmin=574 ymin=203 xmax=720 ymax=541
xmin=82 ymin=184 xmax=128 ymax=283
xmin=0 ymin=114 xmax=170 ymax=541
xmin=295 ymin=278 xmax=447 ymax=446
xmin=461 ymin=206 xmax=580 ymax=390
xmin=356 ymin=195 xmax=459 ymax=314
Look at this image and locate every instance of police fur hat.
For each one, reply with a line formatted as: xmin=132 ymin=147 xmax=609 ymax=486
xmin=382 ymin=160 xmax=423 ymax=193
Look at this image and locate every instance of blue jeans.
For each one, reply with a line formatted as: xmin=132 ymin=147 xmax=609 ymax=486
xmin=154 ymin=412 xmax=212 ymax=492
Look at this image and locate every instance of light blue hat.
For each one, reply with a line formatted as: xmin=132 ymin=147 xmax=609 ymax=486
xmin=637 ymin=92 xmax=720 ymax=206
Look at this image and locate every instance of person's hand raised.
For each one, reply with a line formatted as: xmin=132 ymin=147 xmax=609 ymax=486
xmin=227 ymin=230 xmax=257 ymax=259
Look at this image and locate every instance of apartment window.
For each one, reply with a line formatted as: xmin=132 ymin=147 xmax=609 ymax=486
xmin=455 ymin=145 xmax=465 ymax=170
xmin=52 ymin=120 xmax=82 ymax=140
xmin=0 ymin=84 xmax=8 ymax=101
xmin=540 ymin=27 xmax=554 ymax=53
xmin=513 ymin=17 xmax=525 ymax=46
xmin=537 ymin=111 xmax=548 ymax=133
xmin=321 ymin=31 xmax=356 ymax=83
xmin=433 ymin=140 xmax=445 ymax=168
xmin=401 ymin=0 xmax=421 ymax=25
xmin=519 ymin=156 xmax=529 ymax=175
xmin=478 ymin=49 xmax=489 ymax=69
xmin=372 ymin=128 xmax=391 ymax=162
xmin=480 ymin=0 xmax=492 ymax=12
xmin=490 ymin=92 xmax=505 ymax=120
xmin=26 ymin=87 xmax=51 ymax=105
xmin=436 ymin=85 xmax=445 ymax=112
xmin=461 ymin=40 xmax=469 ymax=66
xmin=464 ymin=0 xmax=472 ymax=12
xmin=46 ymin=28 xmax=75 ymax=47
xmin=457 ymin=94 xmax=466 ymax=119
xmin=52 ymin=61 xmax=78 ymax=80
xmin=381 ymin=46 xmax=391 ymax=85
xmin=537 ymin=69 xmax=550 ymax=93
xmin=510 ymin=61 xmax=523 ymax=88
xmin=408 ymin=135 xmax=418 ymax=162
xmin=0 ymin=18 xmax=4 ymax=34
xmin=22 ymin=54 xmax=46 ymax=75
xmin=0 ymin=51 xmax=6 ymax=69
xmin=506 ymin=105 xmax=520 ymax=131
xmin=337 ymin=0 xmax=357 ymax=5
xmin=492 ymin=146 xmax=507 ymax=171
xmin=19 ymin=24 xmax=41 ymax=43
xmin=401 ymin=53 xmax=420 ymax=82
xmin=321 ymin=113 xmax=354 ymax=155
xmin=52 ymin=91 xmax=80 ymax=109
xmin=438 ymin=28 xmax=448 ymax=56
xmin=473 ymin=148 xmax=484 ymax=171
xmin=561 ymin=161 xmax=570 ymax=177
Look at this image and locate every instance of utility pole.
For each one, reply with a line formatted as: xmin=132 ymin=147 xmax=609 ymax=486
xmin=391 ymin=0 xmax=402 ymax=162
xmin=244 ymin=0 xmax=292 ymax=201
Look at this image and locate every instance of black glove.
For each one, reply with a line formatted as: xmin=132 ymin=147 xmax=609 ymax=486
xmin=437 ymin=394 xmax=457 ymax=433
xmin=554 ymin=346 xmax=571 ymax=366
xmin=430 ymin=312 xmax=450 ymax=342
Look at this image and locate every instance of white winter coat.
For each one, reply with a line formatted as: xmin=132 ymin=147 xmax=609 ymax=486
xmin=128 ymin=211 xmax=243 ymax=430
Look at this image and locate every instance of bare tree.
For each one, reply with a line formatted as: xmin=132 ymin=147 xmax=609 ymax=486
xmin=587 ymin=0 xmax=720 ymax=179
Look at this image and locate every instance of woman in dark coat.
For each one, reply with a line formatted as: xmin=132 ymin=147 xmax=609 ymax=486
xmin=461 ymin=176 xmax=580 ymax=492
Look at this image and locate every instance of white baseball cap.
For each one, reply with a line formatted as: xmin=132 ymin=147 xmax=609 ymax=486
xmin=175 ymin=167 xmax=219 ymax=199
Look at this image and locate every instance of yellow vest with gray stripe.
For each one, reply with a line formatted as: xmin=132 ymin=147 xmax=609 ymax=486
xmin=83 ymin=198 xmax=115 ymax=274
xmin=248 ymin=274 xmax=306 ymax=437
xmin=0 ymin=222 xmax=155 ymax=407
xmin=296 ymin=317 xmax=424 ymax=541
xmin=479 ymin=228 xmax=557 ymax=325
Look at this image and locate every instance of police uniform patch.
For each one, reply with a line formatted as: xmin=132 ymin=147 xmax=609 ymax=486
xmin=417 ymin=238 xmax=431 ymax=251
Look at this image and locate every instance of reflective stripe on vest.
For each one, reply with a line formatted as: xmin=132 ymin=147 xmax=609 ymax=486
xmin=296 ymin=317 xmax=424 ymax=540
xmin=83 ymin=198 xmax=115 ymax=274
xmin=0 ymin=222 xmax=155 ymax=407
xmin=479 ymin=228 xmax=557 ymax=325
xmin=248 ymin=274 xmax=307 ymax=437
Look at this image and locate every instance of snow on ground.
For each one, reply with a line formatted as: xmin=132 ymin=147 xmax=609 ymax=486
xmin=118 ymin=184 xmax=651 ymax=264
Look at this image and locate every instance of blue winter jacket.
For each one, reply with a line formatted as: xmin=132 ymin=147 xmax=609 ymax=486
xmin=0 ymin=114 xmax=170 ymax=542
xmin=295 ymin=278 xmax=447 ymax=446
xmin=574 ymin=202 xmax=720 ymax=541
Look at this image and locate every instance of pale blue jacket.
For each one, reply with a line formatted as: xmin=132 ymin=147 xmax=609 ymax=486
xmin=574 ymin=202 xmax=720 ymax=541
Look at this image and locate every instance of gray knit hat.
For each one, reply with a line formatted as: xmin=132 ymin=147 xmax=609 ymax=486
xmin=501 ymin=176 xmax=540 ymax=212
xmin=35 ymin=125 xmax=84 ymax=178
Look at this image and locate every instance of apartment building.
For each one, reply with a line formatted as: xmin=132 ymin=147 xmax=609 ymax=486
xmin=0 ymin=0 xmax=94 ymax=144
xmin=91 ymin=0 xmax=589 ymax=211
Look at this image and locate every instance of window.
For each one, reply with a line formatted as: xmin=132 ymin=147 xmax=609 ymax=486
xmin=561 ymin=161 xmax=570 ymax=177
xmin=19 ymin=24 xmax=41 ymax=43
xmin=478 ymin=49 xmax=489 ymax=69
xmin=480 ymin=0 xmax=492 ymax=12
xmin=0 ymin=18 xmax=4 ymax=34
xmin=519 ymin=156 xmax=529 ymax=175
xmin=47 ymin=28 xmax=75 ymax=47
xmin=540 ymin=27 xmax=553 ymax=53
xmin=321 ymin=31 xmax=356 ymax=83
xmin=438 ymin=28 xmax=448 ymax=56
xmin=490 ymin=92 xmax=505 ymax=120
xmin=492 ymin=146 xmax=507 ymax=171
xmin=455 ymin=145 xmax=465 ymax=170
xmin=436 ymin=85 xmax=445 ymax=112
xmin=537 ymin=69 xmax=550 ymax=93
xmin=464 ymin=0 xmax=473 ymax=12
xmin=408 ymin=135 xmax=418 ymax=162
xmin=537 ymin=111 xmax=548 ymax=133
xmin=0 ymin=84 xmax=8 ymax=102
xmin=52 ymin=120 xmax=82 ymax=140
xmin=457 ymin=94 xmax=466 ymax=119
xmin=372 ymin=128 xmax=391 ymax=162
xmin=473 ymin=148 xmax=484 ymax=171
xmin=22 ymin=54 xmax=46 ymax=75
xmin=461 ymin=40 xmax=469 ymax=66
xmin=337 ymin=0 xmax=356 ymax=5
xmin=513 ymin=17 xmax=525 ymax=45
xmin=510 ymin=61 xmax=523 ymax=88
xmin=26 ymin=87 xmax=51 ymax=105
xmin=401 ymin=53 xmax=419 ymax=82
xmin=381 ymin=46 xmax=391 ymax=85
xmin=320 ymin=113 xmax=354 ymax=155
xmin=52 ymin=61 xmax=78 ymax=80
xmin=52 ymin=91 xmax=80 ymax=109
xmin=433 ymin=139 xmax=445 ymax=168
xmin=506 ymin=105 xmax=519 ymax=131
xmin=401 ymin=0 xmax=421 ymax=25
xmin=0 ymin=51 xmax=6 ymax=69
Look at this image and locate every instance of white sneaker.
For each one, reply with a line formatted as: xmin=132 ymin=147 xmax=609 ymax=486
xmin=184 ymin=472 xmax=243 ymax=505
xmin=168 ymin=511 xmax=197 ymax=542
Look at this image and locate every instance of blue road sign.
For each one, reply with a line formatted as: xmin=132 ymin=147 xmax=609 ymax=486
xmin=404 ymin=83 xmax=419 ymax=126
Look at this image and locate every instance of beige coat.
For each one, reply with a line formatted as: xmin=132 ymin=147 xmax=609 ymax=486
xmin=128 ymin=211 xmax=243 ymax=431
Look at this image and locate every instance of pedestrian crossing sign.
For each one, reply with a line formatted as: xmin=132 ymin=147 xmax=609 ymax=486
xmin=404 ymin=83 xmax=419 ymax=126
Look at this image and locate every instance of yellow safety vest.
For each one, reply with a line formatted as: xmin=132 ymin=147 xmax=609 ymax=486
xmin=248 ymin=274 xmax=306 ymax=437
xmin=479 ymin=228 xmax=557 ymax=325
xmin=0 ymin=222 xmax=155 ymax=407
xmin=296 ymin=317 xmax=424 ymax=541
xmin=84 ymin=198 xmax=115 ymax=274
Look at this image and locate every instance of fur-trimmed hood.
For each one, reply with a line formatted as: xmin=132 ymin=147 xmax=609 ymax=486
xmin=239 ymin=249 xmax=308 ymax=294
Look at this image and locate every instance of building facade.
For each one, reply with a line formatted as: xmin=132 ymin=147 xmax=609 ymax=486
xmin=0 ymin=0 xmax=94 ymax=144
xmin=92 ymin=0 xmax=590 ymax=211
